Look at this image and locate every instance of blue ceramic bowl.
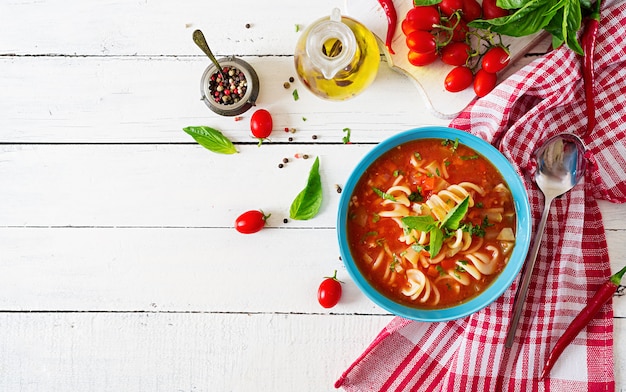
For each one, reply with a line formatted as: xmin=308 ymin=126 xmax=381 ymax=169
xmin=337 ymin=126 xmax=531 ymax=322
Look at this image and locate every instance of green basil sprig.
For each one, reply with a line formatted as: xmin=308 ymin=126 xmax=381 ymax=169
xmin=401 ymin=196 xmax=469 ymax=258
xmin=289 ymin=156 xmax=322 ymax=220
xmin=183 ymin=126 xmax=237 ymax=154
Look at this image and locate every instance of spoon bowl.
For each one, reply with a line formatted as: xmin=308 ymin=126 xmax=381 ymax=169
xmin=505 ymin=133 xmax=586 ymax=347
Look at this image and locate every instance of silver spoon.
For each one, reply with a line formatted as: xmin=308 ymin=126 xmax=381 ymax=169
xmin=193 ymin=29 xmax=225 ymax=78
xmin=505 ymin=133 xmax=587 ymax=348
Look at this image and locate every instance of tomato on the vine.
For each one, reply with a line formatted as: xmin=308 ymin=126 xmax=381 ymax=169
xmin=250 ymin=109 xmax=273 ymax=144
xmin=235 ymin=210 xmax=270 ymax=234
xmin=405 ymin=30 xmax=437 ymax=54
xmin=407 ymin=49 xmax=438 ymax=66
xmin=439 ymin=0 xmax=463 ymax=17
xmin=482 ymin=0 xmax=509 ymax=19
xmin=404 ymin=6 xmax=440 ymax=32
xmin=474 ymin=69 xmax=498 ymax=97
xmin=482 ymin=46 xmax=510 ymax=73
xmin=317 ymin=270 xmax=342 ymax=308
xmin=444 ymin=66 xmax=474 ymax=92
xmin=444 ymin=15 xmax=469 ymax=42
xmin=441 ymin=42 xmax=471 ymax=66
xmin=461 ymin=0 xmax=482 ymax=22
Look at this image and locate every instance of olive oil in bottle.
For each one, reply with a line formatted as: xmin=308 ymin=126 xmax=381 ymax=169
xmin=294 ymin=8 xmax=380 ymax=101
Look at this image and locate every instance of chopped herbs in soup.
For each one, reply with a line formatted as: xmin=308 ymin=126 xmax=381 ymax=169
xmin=347 ymin=138 xmax=517 ymax=309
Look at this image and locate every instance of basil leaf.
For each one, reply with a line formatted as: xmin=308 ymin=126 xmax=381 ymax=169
xmin=412 ymin=0 xmax=441 ymax=5
xmin=372 ymin=187 xmax=396 ymax=202
xmin=440 ymin=196 xmax=470 ymax=230
xmin=496 ymin=0 xmax=526 ymax=9
xmin=429 ymin=227 xmax=444 ymax=258
xmin=563 ymin=0 xmax=584 ymax=55
xmin=469 ymin=0 xmax=558 ymax=37
xmin=183 ymin=126 xmax=237 ymax=155
xmin=402 ymin=215 xmax=436 ymax=232
xmin=289 ymin=156 xmax=322 ymax=220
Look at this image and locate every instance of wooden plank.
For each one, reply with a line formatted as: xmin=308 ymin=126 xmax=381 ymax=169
xmin=0 ymin=56 xmax=449 ymax=143
xmin=0 ymin=0 xmax=339 ymax=56
xmin=1 ymin=226 xmax=624 ymax=316
xmin=0 ymin=144 xmax=390 ymax=227
xmin=0 ymin=312 xmax=392 ymax=392
xmin=0 ymin=312 xmax=621 ymax=391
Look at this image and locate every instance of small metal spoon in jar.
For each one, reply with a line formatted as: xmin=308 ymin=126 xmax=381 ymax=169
xmin=193 ymin=29 xmax=225 ymax=78
xmin=505 ymin=133 xmax=587 ymax=348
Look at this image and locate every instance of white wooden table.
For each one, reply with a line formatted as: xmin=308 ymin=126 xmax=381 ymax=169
xmin=1 ymin=1 xmax=624 ymax=391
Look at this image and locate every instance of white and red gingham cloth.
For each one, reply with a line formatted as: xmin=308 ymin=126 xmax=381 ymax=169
xmin=336 ymin=2 xmax=626 ymax=391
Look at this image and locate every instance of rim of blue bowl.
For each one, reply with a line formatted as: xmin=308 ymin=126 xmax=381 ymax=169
xmin=337 ymin=126 xmax=531 ymax=322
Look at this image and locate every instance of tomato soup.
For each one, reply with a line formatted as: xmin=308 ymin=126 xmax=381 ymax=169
xmin=346 ymin=138 xmax=517 ymax=309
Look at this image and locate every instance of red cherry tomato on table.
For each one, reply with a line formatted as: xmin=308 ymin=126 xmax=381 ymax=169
xmin=444 ymin=66 xmax=474 ymax=92
xmin=407 ymin=49 xmax=438 ymax=66
xmin=317 ymin=270 xmax=342 ymax=308
xmin=235 ymin=209 xmax=270 ymax=234
xmin=403 ymin=6 xmax=440 ymax=33
xmin=405 ymin=30 xmax=437 ymax=54
xmin=482 ymin=0 xmax=510 ymax=19
xmin=474 ymin=69 xmax=498 ymax=97
xmin=482 ymin=46 xmax=510 ymax=73
xmin=250 ymin=109 xmax=273 ymax=143
xmin=439 ymin=0 xmax=463 ymax=17
xmin=461 ymin=0 xmax=482 ymax=22
xmin=441 ymin=42 xmax=471 ymax=66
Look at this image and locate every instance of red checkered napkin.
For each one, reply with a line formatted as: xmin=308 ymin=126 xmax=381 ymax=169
xmin=336 ymin=2 xmax=626 ymax=391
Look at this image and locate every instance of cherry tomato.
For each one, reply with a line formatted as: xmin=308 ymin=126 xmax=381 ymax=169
xmin=235 ymin=210 xmax=270 ymax=234
xmin=250 ymin=109 xmax=273 ymax=141
xmin=461 ymin=0 xmax=482 ymax=22
xmin=482 ymin=0 xmax=509 ymax=19
xmin=407 ymin=49 xmax=438 ymax=66
xmin=404 ymin=6 xmax=440 ymax=32
xmin=482 ymin=46 xmax=510 ymax=73
xmin=439 ymin=0 xmax=463 ymax=16
xmin=444 ymin=66 xmax=474 ymax=92
xmin=405 ymin=30 xmax=437 ymax=54
xmin=441 ymin=42 xmax=471 ymax=66
xmin=401 ymin=18 xmax=418 ymax=36
xmin=474 ymin=69 xmax=498 ymax=97
xmin=317 ymin=271 xmax=342 ymax=308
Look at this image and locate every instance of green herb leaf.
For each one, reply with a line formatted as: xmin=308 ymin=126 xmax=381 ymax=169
xmin=292 ymin=89 xmax=299 ymax=101
xmin=401 ymin=215 xmax=436 ymax=232
xmin=183 ymin=126 xmax=237 ymax=155
xmin=411 ymin=243 xmax=427 ymax=253
xmin=468 ymin=0 xmax=584 ymax=55
xmin=429 ymin=227 xmax=444 ymax=258
xmin=372 ymin=187 xmax=396 ymax=202
xmin=440 ymin=196 xmax=470 ymax=230
xmin=413 ymin=0 xmax=442 ymax=5
xmin=289 ymin=156 xmax=322 ymax=220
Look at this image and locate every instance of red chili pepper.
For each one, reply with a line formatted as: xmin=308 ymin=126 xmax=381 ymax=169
xmin=378 ymin=0 xmax=397 ymax=55
xmin=579 ymin=0 xmax=601 ymax=138
xmin=540 ymin=264 xmax=626 ymax=379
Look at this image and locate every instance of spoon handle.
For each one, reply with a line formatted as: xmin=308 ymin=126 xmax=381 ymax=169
xmin=505 ymin=197 xmax=553 ymax=348
xmin=192 ymin=29 xmax=224 ymax=75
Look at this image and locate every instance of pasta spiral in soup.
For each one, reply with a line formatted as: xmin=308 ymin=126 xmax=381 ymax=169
xmin=346 ymin=138 xmax=517 ymax=309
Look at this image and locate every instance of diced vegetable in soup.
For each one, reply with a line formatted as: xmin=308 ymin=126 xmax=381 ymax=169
xmin=346 ymin=138 xmax=516 ymax=309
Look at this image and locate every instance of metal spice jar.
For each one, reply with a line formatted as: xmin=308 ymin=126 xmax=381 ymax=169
xmin=200 ymin=56 xmax=260 ymax=116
